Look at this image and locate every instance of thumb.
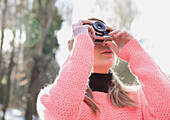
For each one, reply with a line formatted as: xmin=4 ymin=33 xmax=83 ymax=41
xmin=106 ymin=41 xmax=119 ymax=54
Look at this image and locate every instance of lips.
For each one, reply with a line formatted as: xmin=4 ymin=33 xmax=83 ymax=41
xmin=101 ymin=50 xmax=113 ymax=54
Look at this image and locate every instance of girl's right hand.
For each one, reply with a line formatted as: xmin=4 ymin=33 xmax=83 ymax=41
xmin=105 ymin=26 xmax=135 ymax=55
xmin=72 ymin=20 xmax=95 ymax=39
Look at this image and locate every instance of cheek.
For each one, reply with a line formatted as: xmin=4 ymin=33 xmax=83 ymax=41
xmin=94 ymin=47 xmax=101 ymax=61
xmin=94 ymin=50 xmax=101 ymax=65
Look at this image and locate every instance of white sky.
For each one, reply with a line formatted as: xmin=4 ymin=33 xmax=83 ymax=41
xmin=56 ymin=0 xmax=170 ymax=76
xmin=131 ymin=0 xmax=170 ymax=75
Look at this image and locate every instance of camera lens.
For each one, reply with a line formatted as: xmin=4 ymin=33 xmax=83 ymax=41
xmin=97 ymin=24 xmax=102 ymax=29
xmin=92 ymin=22 xmax=106 ymax=33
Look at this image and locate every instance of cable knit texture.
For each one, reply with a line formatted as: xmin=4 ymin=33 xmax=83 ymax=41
xmin=37 ymin=33 xmax=170 ymax=120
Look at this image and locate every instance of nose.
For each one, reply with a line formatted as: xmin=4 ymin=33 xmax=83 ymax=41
xmin=102 ymin=41 xmax=109 ymax=47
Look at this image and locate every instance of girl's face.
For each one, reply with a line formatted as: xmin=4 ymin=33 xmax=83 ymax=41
xmin=93 ymin=43 xmax=115 ymax=73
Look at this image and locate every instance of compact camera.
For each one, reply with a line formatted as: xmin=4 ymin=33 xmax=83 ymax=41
xmin=92 ymin=22 xmax=113 ymax=44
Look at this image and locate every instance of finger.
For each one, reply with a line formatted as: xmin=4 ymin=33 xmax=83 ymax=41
xmin=106 ymin=26 xmax=116 ymax=32
xmin=77 ymin=20 xmax=93 ymax=26
xmin=112 ymin=35 xmax=119 ymax=45
xmin=105 ymin=41 xmax=119 ymax=54
xmin=88 ymin=26 xmax=95 ymax=39
xmin=89 ymin=26 xmax=95 ymax=36
xmin=109 ymin=29 xmax=121 ymax=36
xmin=116 ymin=30 xmax=126 ymax=38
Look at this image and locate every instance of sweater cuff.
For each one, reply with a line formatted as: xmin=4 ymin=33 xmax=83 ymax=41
xmin=118 ymin=39 xmax=145 ymax=63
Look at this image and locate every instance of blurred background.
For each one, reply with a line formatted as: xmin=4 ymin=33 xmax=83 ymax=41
xmin=0 ymin=0 xmax=170 ymax=119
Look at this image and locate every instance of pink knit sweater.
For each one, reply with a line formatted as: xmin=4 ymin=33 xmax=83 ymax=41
xmin=37 ymin=33 xmax=170 ymax=120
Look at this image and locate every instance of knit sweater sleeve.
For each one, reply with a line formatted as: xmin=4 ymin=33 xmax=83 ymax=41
xmin=37 ymin=33 xmax=94 ymax=120
xmin=118 ymin=39 xmax=170 ymax=119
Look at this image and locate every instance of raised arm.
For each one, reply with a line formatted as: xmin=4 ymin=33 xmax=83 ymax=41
xmin=117 ymin=39 xmax=170 ymax=119
xmin=106 ymin=27 xmax=170 ymax=119
xmin=37 ymin=29 xmax=95 ymax=120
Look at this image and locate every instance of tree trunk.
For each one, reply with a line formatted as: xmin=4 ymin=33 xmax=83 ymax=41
xmin=2 ymin=30 xmax=15 ymax=120
xmin=25 ymin=0 xmax=56 ymax=119
xmin=0 ymin=0 xmax=8 ymax=83
xmin=36 ymin=0 xmax=56 ymax=55
xmin=25 ymin=54 xmax=52 ymax=120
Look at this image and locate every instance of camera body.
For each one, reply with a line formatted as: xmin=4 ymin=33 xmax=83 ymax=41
xmin=92 ymin=22 xmax=113 ymax=44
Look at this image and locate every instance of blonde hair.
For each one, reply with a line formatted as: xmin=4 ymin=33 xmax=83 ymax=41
xmin=68 ymin=17 xmax=138 ymax=115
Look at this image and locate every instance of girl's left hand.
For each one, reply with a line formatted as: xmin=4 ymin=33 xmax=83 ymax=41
xmin=105 ymin=27 xmax=134 ymax=55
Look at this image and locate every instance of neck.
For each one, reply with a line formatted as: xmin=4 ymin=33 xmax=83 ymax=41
xmin=93 ymin=66 xmax=110 ymax=74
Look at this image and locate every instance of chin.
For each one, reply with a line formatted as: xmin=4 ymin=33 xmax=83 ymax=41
xmin=94 ymin=57 xmax=115 ymax=68
xmin=96 ymin=61 xmax=114 ymax=68
xmin=105 ymin=58 xmax=115 ymax=65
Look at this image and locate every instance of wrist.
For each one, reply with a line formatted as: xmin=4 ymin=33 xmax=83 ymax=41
xmin=118 ymin=39 xmax=145 ymax=62
xmin=73 ymin=26 xmax=89 ymax=38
